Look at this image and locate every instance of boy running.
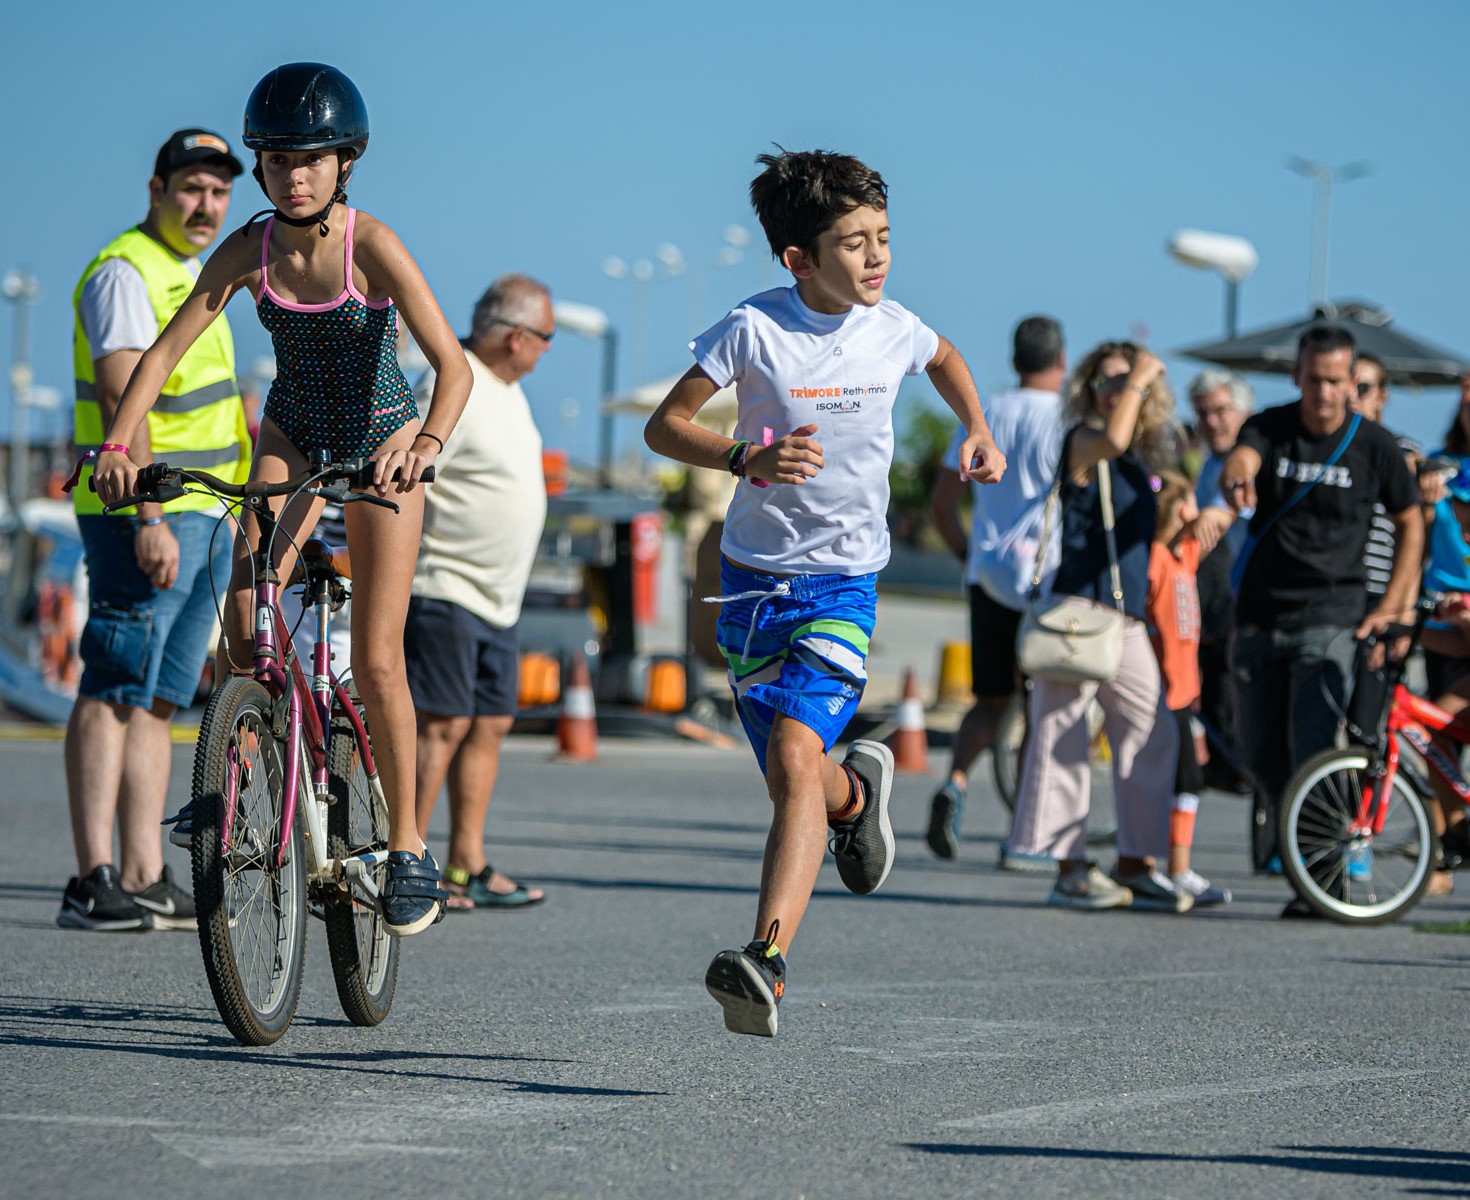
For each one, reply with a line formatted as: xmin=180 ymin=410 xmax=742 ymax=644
xmin=645 ymin=149 xmax=1006 ymax=1037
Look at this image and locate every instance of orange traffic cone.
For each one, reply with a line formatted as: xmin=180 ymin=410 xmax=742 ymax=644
xmin=556 ymin=652 xmax=598 ymax=761
xmin=888 ymin=666 xmax=929 ymax=772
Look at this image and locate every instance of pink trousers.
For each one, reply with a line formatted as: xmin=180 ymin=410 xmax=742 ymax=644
xmin=1008 ymin=618 xmax=1176 ymax=862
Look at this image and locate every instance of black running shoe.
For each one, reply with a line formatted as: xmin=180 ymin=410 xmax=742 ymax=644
xmin=127 ymin=864 xmax=197 ymax=931
xmin=57 ymin=865 xmax=152 ymax=931
xmin=705 ymin=921 xmax=786 ymax=1037
xmin=1442 ymin=822 xmax=1470 ymax=871
xmin=926 ymin=780 xmax=963 ymax=860
xmin=829 ymin=739 xmax=895 ymax=894
xmin=163 ymin=800 xmax=193 ymax=850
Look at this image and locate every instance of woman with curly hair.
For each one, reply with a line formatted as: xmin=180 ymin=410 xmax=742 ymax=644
xmin=1007 ymin=341 xmax=1192 ymax=912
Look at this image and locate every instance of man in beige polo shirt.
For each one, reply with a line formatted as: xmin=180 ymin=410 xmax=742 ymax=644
xmin=407 ymin=274 xmax=552 ymax=908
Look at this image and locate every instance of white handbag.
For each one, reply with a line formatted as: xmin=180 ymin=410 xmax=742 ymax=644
xmin=1014 ymin=457 xmax=1126 ymax=684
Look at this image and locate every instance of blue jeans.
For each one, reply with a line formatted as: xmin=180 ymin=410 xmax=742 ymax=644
xmin=77 ymin=512 xmax=232 ymax=710
xmin=1230 ymin=623 xmax=1357 ymax=869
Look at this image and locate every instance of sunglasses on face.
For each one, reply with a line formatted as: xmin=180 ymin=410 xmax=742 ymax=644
xmin=491 ymin=318 xmax=555 ymax=344
xmin=1355 ymin=380 xmax=1381 ymax=397
xmin=1092 ymin=372 xmax=1130 ymax=392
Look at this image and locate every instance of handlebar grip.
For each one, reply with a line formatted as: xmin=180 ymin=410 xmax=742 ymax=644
xmin=344 ymin=461 xmax=436 ymax=490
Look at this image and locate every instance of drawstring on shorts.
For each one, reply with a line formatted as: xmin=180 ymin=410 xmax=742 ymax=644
xmin=703 ymin=580 xmax=792 ymax=661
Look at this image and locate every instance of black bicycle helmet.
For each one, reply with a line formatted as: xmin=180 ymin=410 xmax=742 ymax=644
xmin=242 ymin=63 xmax=368 ymax=158
xmin=241 ymin=63 xmax=368 ymax=236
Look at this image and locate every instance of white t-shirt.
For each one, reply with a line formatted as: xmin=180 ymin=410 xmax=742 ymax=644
xmin=77 ymin=256 xmax=199 ymax=357
xmin=692 ymin=286 xmax=939 ymax=576
xmin=411 ymin=349 xmax=547 ymax=629
xmin=946 ymin=387 xmax=1063 ymax=608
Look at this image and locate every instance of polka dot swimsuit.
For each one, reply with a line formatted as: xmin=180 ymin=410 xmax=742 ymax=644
xmin=257 ymin=208 xmax=419 ymax=458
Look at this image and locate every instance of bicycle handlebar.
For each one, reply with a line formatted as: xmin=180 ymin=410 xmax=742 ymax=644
xmin=99 ymin=457 xmax=435 ymax=515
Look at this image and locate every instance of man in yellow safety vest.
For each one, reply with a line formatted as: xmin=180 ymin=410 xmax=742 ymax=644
xmin=59 ymin=129 xmax=251 ymax=932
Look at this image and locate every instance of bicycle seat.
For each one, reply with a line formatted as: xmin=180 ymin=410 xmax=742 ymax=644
xmin=290 ymin=538 xmax=352 ymax=583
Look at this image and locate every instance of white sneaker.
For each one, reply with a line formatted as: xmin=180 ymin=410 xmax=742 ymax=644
xmin=1171 ymin=868 xmax=1231 ymax=907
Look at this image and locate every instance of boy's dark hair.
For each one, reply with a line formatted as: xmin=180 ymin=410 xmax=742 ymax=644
xmin=1297 ymin=322 xmax=1356 ymax=363
xmin=749 ymin=148 xmax=888 ymax=262
xmin=1013 ymin=316 xmax=1064 ymax=376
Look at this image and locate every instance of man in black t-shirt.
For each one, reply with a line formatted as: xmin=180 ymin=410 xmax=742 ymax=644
xmin=1219 ymin=325 xmax=1422 ymax=912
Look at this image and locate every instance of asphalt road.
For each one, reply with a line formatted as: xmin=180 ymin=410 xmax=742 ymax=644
xmin=3 ymin=732 xmax=1469 ymax=1199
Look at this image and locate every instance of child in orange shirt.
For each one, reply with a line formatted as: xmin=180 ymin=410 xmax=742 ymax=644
xmin=1148 ymin=471 xmax=1231 ymax=906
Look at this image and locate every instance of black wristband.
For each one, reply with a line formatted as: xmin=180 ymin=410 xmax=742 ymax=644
xmin=416 ymin=431 xmax=445 ymax=453
xmin=728 ymin=440 xmax=750 ymax=478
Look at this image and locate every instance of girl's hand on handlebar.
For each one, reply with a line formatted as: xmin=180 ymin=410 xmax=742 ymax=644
xmin=372 ymin=441 xmax=437 ymax=495
xmin=93 ymin=450 xmax=138 ymax=507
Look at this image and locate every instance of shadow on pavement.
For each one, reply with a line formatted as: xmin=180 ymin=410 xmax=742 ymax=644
xmin=902 ymin=1142 xmax=1470 ymax=1190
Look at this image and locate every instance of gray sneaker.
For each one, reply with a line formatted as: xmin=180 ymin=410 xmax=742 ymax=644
xmin=829 ymin=740 xmax=895 ymax=894
xmin=1111 ymin=866 xmax=1194 ymax=913
xmin=1047 ymin=862 xmax=1133 ymax=910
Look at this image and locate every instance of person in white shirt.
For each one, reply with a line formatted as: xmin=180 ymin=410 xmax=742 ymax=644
xmin=406 ymin=275 xmax=551 ymax=908
xmin=926 ymin=316 xmax=1066 ymax=860
xmin=646 ymin=148 xmax=1005 ymax=1037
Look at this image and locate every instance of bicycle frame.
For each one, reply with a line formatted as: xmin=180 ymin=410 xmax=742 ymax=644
xmin=1354 ymin=684 xmax=1470 ymax=840
xmin=220 ymin=495 xmax=388 ymax=900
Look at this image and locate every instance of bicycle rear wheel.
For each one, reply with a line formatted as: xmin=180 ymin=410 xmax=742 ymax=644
xmin=323 ymin=703 xmax=399 ymax=1025
xmin=190 ymin=677 xmax=307 ymax=1044
xmin=1278 ymin=747 xmax=1434 ymax=924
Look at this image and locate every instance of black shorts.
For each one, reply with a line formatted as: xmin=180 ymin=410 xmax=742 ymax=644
xmin=968 ymin=584 xmax=1023 ymax=698
xmin=404 ymin=597 xmax=519 ymax=718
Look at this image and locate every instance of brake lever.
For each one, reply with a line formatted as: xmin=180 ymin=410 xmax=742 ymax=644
xmin=102 ymin=482 xmax=190 ymax=514
xmin=343 ymin=492 xmax=400 ymax=514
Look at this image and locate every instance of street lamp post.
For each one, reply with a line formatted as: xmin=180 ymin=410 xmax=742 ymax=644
xmin=553 ymin=300 xmax=617 ymax=488
xmin=1286 ymin=156 xmax=1372 ymax=308
xmin=1166 ymin=230 xmax=1258 ymax=338
xmin=3 ymin=268 xmax=41 ymax=510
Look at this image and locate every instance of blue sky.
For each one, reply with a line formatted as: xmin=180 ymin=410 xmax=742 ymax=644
xmin=3 ymin=0 xmax=1468 ymax=468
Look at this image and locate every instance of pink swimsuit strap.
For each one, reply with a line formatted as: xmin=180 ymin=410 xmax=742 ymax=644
xmin=259 ymin=208 xmax=389 ymax=312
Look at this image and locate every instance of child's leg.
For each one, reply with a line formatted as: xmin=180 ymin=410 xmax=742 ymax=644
xmin=343 ymin=480 xmax=425 ymax=854
xmin=1168 ymin=707 xmax=1198 ymax=876
xmin=754 ymin=713 xmax=857 ymax=953
xmin=219 ymin=420 xmax=321 ymax=675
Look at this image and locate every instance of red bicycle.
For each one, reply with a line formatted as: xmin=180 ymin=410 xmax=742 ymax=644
xmin=104 ymin=453 xmax=431 ymax=1043
xmin=1278 ymin=597 xmax=1456 ymax=924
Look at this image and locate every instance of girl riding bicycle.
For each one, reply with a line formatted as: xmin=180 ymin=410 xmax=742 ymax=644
xmin=93 ymin=63 xmax=472 ymax=936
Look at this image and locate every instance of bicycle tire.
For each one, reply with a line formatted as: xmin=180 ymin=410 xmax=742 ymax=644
xmin=1278 ymin=746 xmax=1434 ymax=924
xmin=190 ymin=677 xmax=308 ymax=1045
xmin=992 ymin=691 xmax=1117 ymax=843
xmin=323 ymin=704 xmax=399 ymax=1025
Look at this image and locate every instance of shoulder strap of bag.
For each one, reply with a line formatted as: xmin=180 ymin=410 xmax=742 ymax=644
xmin=1096 ymin=459 xmax=1125 ymax=615
xmin=1229 ymin=410 xmax=1362 ymax=595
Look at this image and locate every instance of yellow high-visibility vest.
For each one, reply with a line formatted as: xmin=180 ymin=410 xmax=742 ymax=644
xmin=72 ymin=226 xmax=251 ymax=514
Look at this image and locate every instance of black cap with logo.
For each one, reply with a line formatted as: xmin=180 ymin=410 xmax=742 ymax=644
xmin=153 ymin=129 xmax=244 ymax=181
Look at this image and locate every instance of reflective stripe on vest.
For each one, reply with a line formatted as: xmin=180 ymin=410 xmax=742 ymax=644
xmin=72 ymin=226 xmax=251 ymax=514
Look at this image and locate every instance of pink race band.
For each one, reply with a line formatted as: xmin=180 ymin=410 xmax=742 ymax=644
xmin=98 ymin=443 xmax=130 ymax=456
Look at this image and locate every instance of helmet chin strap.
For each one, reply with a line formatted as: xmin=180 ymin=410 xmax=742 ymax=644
xmin=241 ymin=159 xmax=349 ymax=238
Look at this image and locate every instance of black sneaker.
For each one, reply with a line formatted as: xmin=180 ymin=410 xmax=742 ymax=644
xmin=925 ymin=780 xmax=963 ymax=860
xmin=382 ymin=849 xmax=448 ymax=937
xmin=163 ymin=800 xmax=193 ymax=850
xmin=705 ymin=921 xmax=786 ymax=1037
xmin=57 ymin=865 xmax=152 ymax=931
xmin=829 ymin=740 xmax=895 ymax=894
xmin=127 ymin=864 xmax=197 ymax=931
xmin=1442 ymin=822 xmax=1470 ymax=871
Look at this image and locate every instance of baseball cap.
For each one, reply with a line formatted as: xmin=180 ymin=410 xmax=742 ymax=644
xmin=153 ymin=128 xmax=244 ymax=181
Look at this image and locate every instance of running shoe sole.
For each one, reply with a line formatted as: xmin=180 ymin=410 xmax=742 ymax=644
xmin=56 ymin=907 xmax=153 ymax=932
xmin=836 ymin=740 xmax=896 ymax=894
xmin=705 ymin=951 xmax=779 ymax=1037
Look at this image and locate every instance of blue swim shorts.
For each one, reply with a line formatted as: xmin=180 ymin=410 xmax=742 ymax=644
xmin=76 ymin=511 xmax=232 ymax=710
xmin=712 ymin=559 xmax=877 ymax=774
xmin=404 ymin=596 xmax=519 ymax=718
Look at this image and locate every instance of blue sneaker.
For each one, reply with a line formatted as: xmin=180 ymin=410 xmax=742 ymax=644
xmin=1259 ymin=855 xmax=1283 ymax=877
xmin=926 ymin=780 xmax=964 ymax=860
xmin=1346 ymin=843 xmax=1373 ymax=881
xmin=382 ymin=849 xmax=447 ymax=937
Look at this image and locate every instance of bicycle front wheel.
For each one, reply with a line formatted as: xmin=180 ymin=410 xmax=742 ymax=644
xmin=191 ymin=677 xmax=308 ymax=1045
xmin=1279 ymin=747 xmax=1434 ymax=924
xmin=323 ymin=704 xmax=399 ymax=1026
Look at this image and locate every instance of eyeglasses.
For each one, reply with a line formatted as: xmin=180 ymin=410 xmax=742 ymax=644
xmin=1355 ymin=380 xmax=1381 ymax=397
xmin=491 ymin=318 xmax=555 ymax=344
xmin=1092 ymin=372 xmax=1130 ymax=392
